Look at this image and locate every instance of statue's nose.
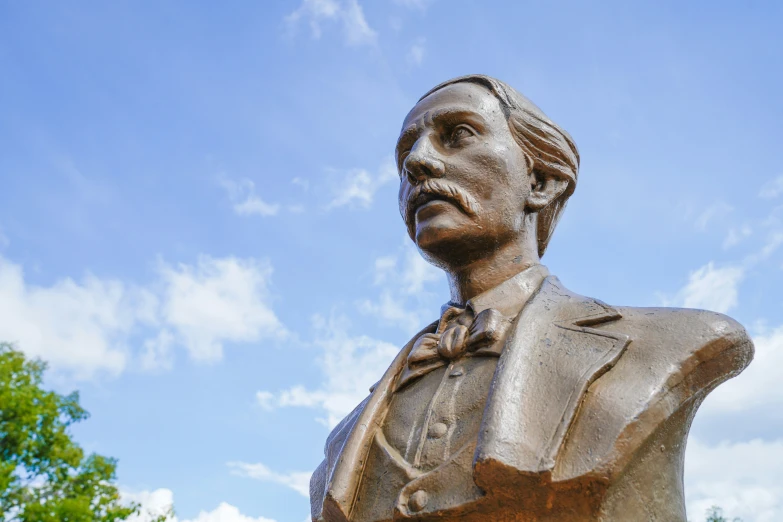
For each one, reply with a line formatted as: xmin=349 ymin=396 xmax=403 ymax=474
xmin=403 ymin=139 xmax=445 ymax=184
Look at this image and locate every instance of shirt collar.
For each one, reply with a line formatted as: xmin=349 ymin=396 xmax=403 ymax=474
xmin=440 ymin=264 xmax=550 ymax=319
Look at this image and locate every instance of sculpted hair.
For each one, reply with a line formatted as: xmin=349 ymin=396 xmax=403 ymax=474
xmin=419 ymin=75 xmax=580 ymax=257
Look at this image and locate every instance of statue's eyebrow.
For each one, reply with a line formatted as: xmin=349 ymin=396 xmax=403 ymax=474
xmin=396 ymin=124 xmax=420 ymax=159
xmin=396 ymin=107 xmax=487 ymax=160
xmin=428 ymin=107 xmax=487 ymax=130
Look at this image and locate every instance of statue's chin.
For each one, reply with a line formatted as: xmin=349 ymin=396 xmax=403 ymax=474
xmin=415 ymin=221 xmax=483 ymax=269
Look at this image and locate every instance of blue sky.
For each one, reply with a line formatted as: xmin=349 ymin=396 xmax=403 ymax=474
xmin=1 ymin=1 xmax=782 ymax=521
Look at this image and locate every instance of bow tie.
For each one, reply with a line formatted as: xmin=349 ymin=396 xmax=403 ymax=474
xmin=396 ymin=306 xmax=511 ymax=390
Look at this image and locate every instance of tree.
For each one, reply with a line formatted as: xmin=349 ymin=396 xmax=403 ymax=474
xmin=0 ymin=342 xmax=162 ymax=521
xmin=705 ymin=505 xmax=742 ymax=522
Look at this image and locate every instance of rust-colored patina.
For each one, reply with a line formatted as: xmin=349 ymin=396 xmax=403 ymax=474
xmin=309 ymin=75 xmax=753 ymax=521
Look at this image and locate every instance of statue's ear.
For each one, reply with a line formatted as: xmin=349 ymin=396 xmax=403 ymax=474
xmin=526 ymin=170 xmax=569 ymax=212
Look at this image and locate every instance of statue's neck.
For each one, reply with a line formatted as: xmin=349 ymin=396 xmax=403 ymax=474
xmin=446 ymin=240 xmax=540 ymax=304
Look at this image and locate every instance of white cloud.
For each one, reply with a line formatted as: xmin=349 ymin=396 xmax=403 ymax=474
xmin=184 ymin=504 xmax=276 ymax=522
xmin=255 ymin=390 xmax=275 ymax=411
xmin=359 ymin=290 xmax=421 ymax=333
xmin=278 ymin=385 xmax=329 ymax=409
xmin=407 ymin=37 xmax=426 ymax=66
xmin=124 ymin=488 xmax=275 ymax=522
xmin=286 ymin=0 xmax=376 ymax=47
xmin=359 ymin=291 xmax=420 ymax=333
xmin=219 ymin=177 xmax=280 ymax=217
xmin=665 ymin=261 xmax=745 ymax=314
xmin=695 ymin=201 xmax=733 ymax=231
xmin=253 ymin=244 xmax=441 ymax=427
xmin=227 ymin=462 xmax=311 ymax=498
xmin=371 ymin=248 xmax=442 ymax=294
xmin=326 ymin=157 xmax=397 ymax=210
xmin=685 ymin=437 xmax=783 ymax=522
xmin=372 ymin=255 xmax=397 ymax=285
xmin=759 ymin=231 xmax=783 ymax=259
xmin=759 ymin=175 xmax=783 ymax=199
xmin=291 ymin=177 xmax=310 ymax=191
xmin=340 ymin=0 xmax=376 ymax=46
xmin=393 ymin=0 xmax=433 ymax=9
xmin=139 ymin=329 xmax=175 ymax=372
xmin=124 ymin=488 xmax=175 ymax=522
xmin=0 ymin=254 xmax=285 ymax=379
xmin=399 ymin=245 xmax=440 ymax=294
xmin=285 ymin=0 xmax=340 ymax=39
xmin=157 ymin=256 xmax=286 ymax=362
xmin=698 ymin=323 xmax=783 ymax=414
xmin=359 ymin=241 xmax=443 ymax=332
xmin=257 ymin=314 xmax=399 ymax=427
xmin=0 ymin=255 xmax=147 ymax=379
xmin=723 ymin=225 xmax=752 ymax=249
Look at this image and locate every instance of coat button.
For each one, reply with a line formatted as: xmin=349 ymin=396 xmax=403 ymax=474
xmin=428 ymin=422 xmax=448 ymax=438
xmin=408 ymin=490 xmax=429 ymax=512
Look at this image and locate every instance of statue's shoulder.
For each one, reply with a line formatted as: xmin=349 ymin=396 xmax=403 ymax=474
xmin=553 ymin=300 xmax=754 ymax=486
xmin=608 ymin=305 xmax=753 ymax=376
xmin=542 ymin=275 xmax=753 ymax=381
xmin=586 ymin=303 xmax=753 ymax=416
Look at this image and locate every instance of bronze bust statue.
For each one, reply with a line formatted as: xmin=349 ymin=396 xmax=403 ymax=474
xmin=309 ymin=75 xmax=754 ymax=521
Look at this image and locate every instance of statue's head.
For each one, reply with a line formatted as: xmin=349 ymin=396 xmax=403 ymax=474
xmin=396 ymin=75 xmax=579 ymax=270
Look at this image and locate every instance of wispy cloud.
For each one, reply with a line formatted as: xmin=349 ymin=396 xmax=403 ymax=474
xmin=253 ymin=242 xmax=443 ymax=427
xmin=723 ymin=225 xmax=753 ymax=249
xmin=286 ymin=0 xmax=377 ymax=47
xmin=662 ymin=261 xmax=744 ymax=313
xmin=326 ymin=157 xmax=397 ymax=210
xmin=359 ymin=241 xmax=443 ymax=332
xmin=219 ymin=177 xmax=280 ymax=217
xmin=695 ymin=201 xmax=733 ymax=231
xmin=358 ymin=291 xmax=421 ymax=333
xmin=228 ymin=462 xmax=311 ymax=498
xmin=407 ymin=37 xmax=426 ymax=66
xmin=759 ymin=175 xmax=783 ymax=200
xmin=393 ymin=0 xmax=434 ymax=10
xmin=291 ymin=177 xmax=310 ymax=191
xmin=256 ymin=313 xmax=399 ymax=427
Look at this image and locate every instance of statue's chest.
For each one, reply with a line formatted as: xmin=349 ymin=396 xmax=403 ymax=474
xmin=383 ymin=356 xmax=497 ymax=471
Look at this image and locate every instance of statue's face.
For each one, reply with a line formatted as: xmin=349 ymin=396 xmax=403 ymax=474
xmin=396 ymin=82 xmax=532 ymax=267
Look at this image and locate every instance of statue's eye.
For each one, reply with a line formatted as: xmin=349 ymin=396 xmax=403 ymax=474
xmin=448 ymin=125 xmax=475 ymax=145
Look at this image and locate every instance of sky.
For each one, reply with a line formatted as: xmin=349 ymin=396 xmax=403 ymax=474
xmin=0 ymin=1 xmax=782 ymax=521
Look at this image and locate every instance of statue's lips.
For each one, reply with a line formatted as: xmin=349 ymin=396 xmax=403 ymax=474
xmin=415 ymin=198 xmax=457 ymax=221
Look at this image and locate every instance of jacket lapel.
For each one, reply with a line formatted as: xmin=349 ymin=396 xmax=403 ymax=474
xmin=319 ymin=321 xmax=438 ymax=522
xmin=475 ymin=276 xmax=631 ymax=491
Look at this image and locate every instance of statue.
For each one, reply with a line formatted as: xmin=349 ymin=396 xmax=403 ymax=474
xmin=309 ymin=75 xmax=754 ymax=521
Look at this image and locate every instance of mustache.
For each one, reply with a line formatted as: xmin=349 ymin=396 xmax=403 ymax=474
xmin=402 ymin=178 xmax=480 ymax=225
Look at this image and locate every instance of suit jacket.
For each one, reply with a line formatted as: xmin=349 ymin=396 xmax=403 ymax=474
xmin=309 ymin=275 xmax=753 ymax=521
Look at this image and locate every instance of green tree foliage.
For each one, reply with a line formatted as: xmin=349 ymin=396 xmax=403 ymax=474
xmin=705 ymin=505 xmax=742 ymax=522
xmin=0 ymin=342 xmax=155 ymax=522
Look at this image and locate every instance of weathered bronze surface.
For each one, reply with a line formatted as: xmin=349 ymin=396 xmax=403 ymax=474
xmin=309 ymin=75 xmax=754 ymax=521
